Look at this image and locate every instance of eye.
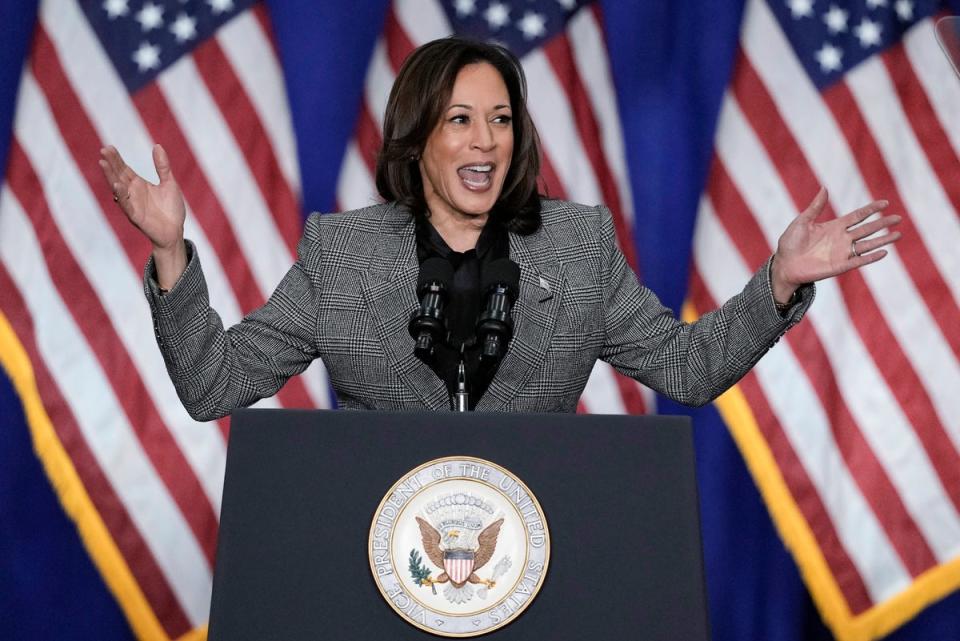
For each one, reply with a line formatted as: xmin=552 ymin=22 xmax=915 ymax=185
xmin=449 ymin=114 xmax=469 ymax=124
xmin=492 ymin=114 xmax=512 ymax=125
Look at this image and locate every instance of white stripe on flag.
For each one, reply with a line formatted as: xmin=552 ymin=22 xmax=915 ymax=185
xmin=694 ymin=196 xmax=911 ymax=603
xmin=217 ymin=11 xmax=302 ymax=195
xmin=394 ymin=0 xmax=451 ymax=45
xmin=580 ymin=362 xmax=627 ymax=414
xmin=337 ymin=141 xmax=380 ymax=210
xmin=365 ymin=41 xmax=395 ymax=129
xmin=0 ymin=189 xmax=212 ymax=625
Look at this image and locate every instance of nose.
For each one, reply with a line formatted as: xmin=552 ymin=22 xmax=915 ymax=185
xmin=470 ymin=120 xmax=495 ymax=151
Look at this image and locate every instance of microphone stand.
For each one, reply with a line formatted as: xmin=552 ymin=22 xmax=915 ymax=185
xmin=453 ymin=360 xmax=468 ymax=412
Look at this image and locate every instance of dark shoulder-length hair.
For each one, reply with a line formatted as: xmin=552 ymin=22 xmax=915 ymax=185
xmin=375 ymin=37 xmax=542 ymax=235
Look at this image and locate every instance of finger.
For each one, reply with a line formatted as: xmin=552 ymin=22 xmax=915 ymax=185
xmin=102 ymin=145 xmax=142 ymax=185
xmin=98 ymin=158 xmax=119 ymax=187
xmin=101 ymin=145 xmax=126 ymax=177
xmin=99 ymin=145 xmax=118 ymax=163
xmin=840 ymin=199 xmax=889 ymax=228
xmin=854 ymin=231 xmax=902 ymax=255
xmin=152 ymin=143 xmax=173 ymax=184
xmin=798 ymin=186 xmax=828 ymax=222
xmin=849 ymin=248 xmax=888 ymax=270
xmin=100 ymin=152 xmax=132 ymax=193
xmin=850 ymin=214 xmax=902 ymax=239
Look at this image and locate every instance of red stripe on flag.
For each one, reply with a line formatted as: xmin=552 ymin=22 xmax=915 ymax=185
xmin=615 ymin=377 xmax=647 ymax=415
xmin=823 ymin=81 xmax=960 ymax=361
xmin=7 ymin=142 xmax=218 ymax=567
xmin=356 ymin=105 xmax=383 ymax=174
xmin=538 ymin=153 xmax=567 ymax=201
xmin=131 ymin=84 xmax=315 ymax=410
xmin=384 ymin=6 xmax=416 ymax=70
xmin=709 ymin=158 xmax=938 ymax=576
xmin=732 ymin=55 xmax=960 ymax=518
xmin=191 ymin=37 xmax=302 ymax=256
xmin=0 ymin=265 xmax=193 ymax=639
xmin=542 ymin=33 xmax=638 ymax=271
xmin=688 ymin=267 xmax=874 ymax=614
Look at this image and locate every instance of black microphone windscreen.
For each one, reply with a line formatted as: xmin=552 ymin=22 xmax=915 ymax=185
xmin=418 ymin=257 xmax=454 ymax=289
xmin=482 ymin=258 xmax=521 ymax=297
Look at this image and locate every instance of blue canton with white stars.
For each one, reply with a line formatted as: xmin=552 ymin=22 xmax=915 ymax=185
xmin=440 ymin=0 xmax=593 ymax=58
xmin=768 ymin=0 xmax=946 ymax=89
xmin=83 ymin=0 xmax=256 ymax=93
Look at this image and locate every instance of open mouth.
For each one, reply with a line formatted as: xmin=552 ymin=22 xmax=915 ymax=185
xmin=457 ymin=163 xmax=495 ymax=191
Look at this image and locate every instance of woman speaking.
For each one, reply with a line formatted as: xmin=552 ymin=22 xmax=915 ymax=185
xmin=98 ymin=37 xmax=900 ymax=418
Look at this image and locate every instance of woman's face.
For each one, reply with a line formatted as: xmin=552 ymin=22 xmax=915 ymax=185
xmin=419 ymin=62 xmax=514 ymax=224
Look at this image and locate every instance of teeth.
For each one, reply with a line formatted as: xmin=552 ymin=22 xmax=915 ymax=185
xmin=463 ymin=165 xmax=492 ymax=172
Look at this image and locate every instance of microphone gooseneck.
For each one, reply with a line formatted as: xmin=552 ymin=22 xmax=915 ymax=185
xmin=476 ymin=258 xmax=520 ymax=365
xmin=409 ymin=257 xmax=454 ymax=361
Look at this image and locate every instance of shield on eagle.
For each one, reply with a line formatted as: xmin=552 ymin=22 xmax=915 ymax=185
xmin=443 ymin=550 xmax=475 ymax=586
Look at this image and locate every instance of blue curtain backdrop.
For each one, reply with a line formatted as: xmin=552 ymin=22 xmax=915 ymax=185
xmin=2 ymin=1 xmax=959 ymax=639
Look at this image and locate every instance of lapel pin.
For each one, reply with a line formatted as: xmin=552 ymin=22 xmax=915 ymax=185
xmin=537 ymin=275 xmax=553 ymax=303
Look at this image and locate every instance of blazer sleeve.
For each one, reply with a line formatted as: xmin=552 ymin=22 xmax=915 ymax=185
xmin=144 ymin=215 xmax=324 ymax=421
xmin=597 ymin=206 xmax=814 ymax=406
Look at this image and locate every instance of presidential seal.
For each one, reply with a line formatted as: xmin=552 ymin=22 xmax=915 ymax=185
xmin=368 ymin=456 xmax=550 ymax=637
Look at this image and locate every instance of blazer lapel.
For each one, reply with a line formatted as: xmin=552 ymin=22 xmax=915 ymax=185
xmin=361 ymin=205 xmax=449 ymax=410
xmin=476 ymin=228 xmax=564 ymax=411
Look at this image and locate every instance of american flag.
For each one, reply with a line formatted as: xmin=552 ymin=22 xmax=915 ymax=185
xmin=0 ymin=0 xmax=651 ymax=638
xmin=0 ymin=0 xmax=329 ymax=638
xmin=689 ymin=1 xmax=960 ymax=640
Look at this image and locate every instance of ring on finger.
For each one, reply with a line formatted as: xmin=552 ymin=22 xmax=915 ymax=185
xmin=850 ymin=240 xmax=862 ymax=258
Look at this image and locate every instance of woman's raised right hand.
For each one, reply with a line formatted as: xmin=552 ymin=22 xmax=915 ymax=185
xmin=99 ymin=144 xmax=188 ymax=289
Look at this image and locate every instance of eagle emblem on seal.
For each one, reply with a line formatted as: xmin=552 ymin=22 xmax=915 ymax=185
xmin=409 ymin=492 xmax=510 ymax=604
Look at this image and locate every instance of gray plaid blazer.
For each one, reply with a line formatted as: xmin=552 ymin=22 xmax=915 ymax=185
xmin=145 ymin=199 xmax=812 ymax=420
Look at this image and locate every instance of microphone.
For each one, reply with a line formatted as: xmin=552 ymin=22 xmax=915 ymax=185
xmin=409 ymin=257 xmax=453 ymax=361
xmin=476 ymin=258 xmax=520 ymax=365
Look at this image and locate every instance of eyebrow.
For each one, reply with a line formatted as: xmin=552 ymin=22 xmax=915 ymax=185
xmin=446 ymin=103 xmax=512 ymax=111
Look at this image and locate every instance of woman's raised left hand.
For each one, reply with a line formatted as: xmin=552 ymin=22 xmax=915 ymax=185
xmin=770 ymin=187 xmax=902 ymax=304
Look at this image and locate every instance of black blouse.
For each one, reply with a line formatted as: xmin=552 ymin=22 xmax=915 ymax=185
xmin=415 ymin=219 xmax=510 ymax=410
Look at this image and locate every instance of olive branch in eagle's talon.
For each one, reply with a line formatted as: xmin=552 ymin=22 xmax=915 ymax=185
xmin=409 ymin=549 xmax=437 ymax=594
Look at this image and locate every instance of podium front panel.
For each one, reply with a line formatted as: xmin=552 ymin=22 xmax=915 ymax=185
xmin=209 ymin=410 xmax=710 ymax=640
